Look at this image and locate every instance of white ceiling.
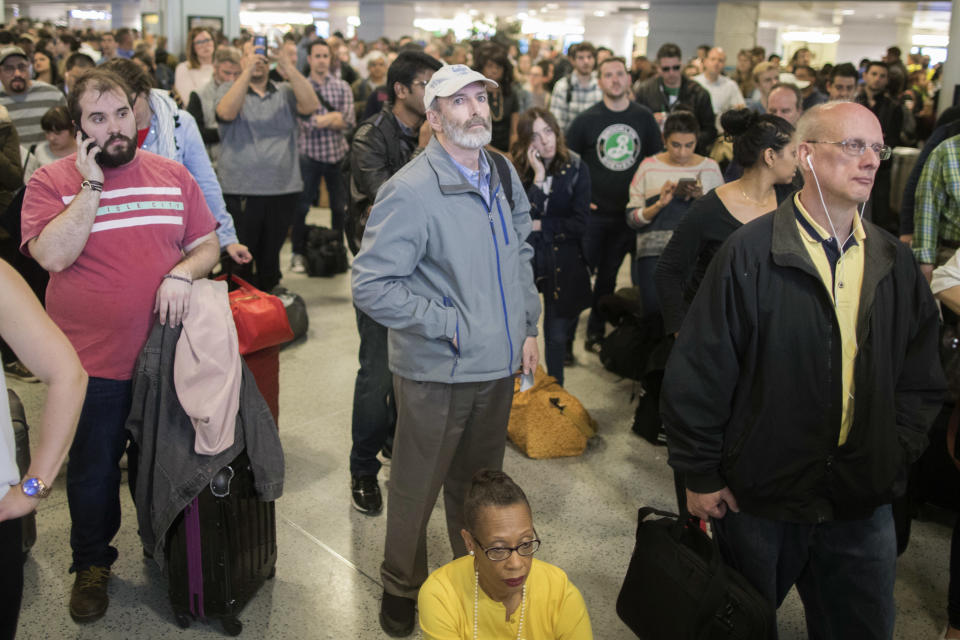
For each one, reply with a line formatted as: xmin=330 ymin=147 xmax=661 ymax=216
xmin=234 ymin=0 xmax=951 ymax=34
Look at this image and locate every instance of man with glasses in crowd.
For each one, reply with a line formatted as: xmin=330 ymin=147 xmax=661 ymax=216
xmin=0 ymin=46 xmax=66 ymax=145
xmin=662 ymin=101 xmax=943 ymax=638
xmin=632 ymin=42 xmax=716 ymax=154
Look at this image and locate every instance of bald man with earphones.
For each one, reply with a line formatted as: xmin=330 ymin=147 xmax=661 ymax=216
xmin=662 ymin=101 xmax=945 ymax=638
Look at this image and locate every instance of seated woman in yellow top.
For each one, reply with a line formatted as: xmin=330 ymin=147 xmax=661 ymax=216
xmin=418 ymin=469 xmax=593 ymax=640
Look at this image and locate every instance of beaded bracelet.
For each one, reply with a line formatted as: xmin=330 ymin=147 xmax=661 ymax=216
xmin=162 ymin=273 xmax=192 ymax=284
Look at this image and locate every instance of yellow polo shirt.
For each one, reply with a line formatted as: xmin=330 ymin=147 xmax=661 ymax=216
xmin=418 ymin=556 xmax=593 ymax=640
xmin=794 ymin=194 xmax=866 ymax=445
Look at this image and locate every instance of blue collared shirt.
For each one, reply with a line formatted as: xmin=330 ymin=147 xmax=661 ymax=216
xmin=450 ymin=150 xmax=492 ymax=208
xmin=141 ymin=97 xmax=238 ymax=248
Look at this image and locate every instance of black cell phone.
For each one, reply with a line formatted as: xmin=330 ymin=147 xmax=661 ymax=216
xmin=676 ymin=178 xmax=698 ymax=198
xmin=78 ymin=127 xmax=103 ymax=165
xmin=253 ymin=36 xmax=267 ymax=57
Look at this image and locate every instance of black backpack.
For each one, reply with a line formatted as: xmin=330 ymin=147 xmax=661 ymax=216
xmin=304 ymin=225 xmax=348 ymax=277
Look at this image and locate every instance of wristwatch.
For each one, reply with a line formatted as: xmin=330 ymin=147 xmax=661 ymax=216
xmin=21 ymin=477 xmax=51 ymax=499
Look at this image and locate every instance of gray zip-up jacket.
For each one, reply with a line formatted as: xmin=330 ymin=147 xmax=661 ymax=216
xmin=352 ymin=137 xmax=540 ymax=383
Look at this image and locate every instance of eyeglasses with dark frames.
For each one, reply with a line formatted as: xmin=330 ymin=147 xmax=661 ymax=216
xmin=468 ymin=531 xmax=541 ymax=561
xmin=805 ymin=139 xmax=892 ymax=161
xmin=660 ymin=65 xmax=682 ymax=72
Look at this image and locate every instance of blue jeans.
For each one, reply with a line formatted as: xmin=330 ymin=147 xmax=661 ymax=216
xmin=67 ymin=377 xmax=134 ymax=571
xmin=542 ymin=304 xmax=577 ymax=386
xmin=291 ymin=155 xmax=346 ymax=255
xmin=712 ymin=504 xmax=897 ymax=639
xmin=349 ymin=307 xmax=395 ymax=477
xmin=583 ymin=215 xmax=633 ymax=340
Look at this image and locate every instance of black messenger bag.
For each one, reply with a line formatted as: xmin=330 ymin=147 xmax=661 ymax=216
xmin=616 ymin=507 xmax=775 ymax=640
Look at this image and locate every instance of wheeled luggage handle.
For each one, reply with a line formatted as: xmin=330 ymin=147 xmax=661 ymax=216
xmin=210 ymin=465 xmax=235 ymax=498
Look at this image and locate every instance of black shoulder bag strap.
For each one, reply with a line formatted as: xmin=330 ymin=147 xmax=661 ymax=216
xmin=490 ymin=152 xmax=514 ymax=211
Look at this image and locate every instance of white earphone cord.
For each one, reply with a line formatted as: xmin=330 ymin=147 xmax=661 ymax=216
xmin=806 ymin=155 xmax=864 ymax=307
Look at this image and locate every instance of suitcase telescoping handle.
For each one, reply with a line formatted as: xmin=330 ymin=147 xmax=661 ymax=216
xmin=635 ymin=507 xmax=734 ymax=637
xmin=210 ymin=465 xmax=235 ymax=498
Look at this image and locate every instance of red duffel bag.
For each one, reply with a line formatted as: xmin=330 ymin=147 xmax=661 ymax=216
xmin=215 ymin=275 xmax=293 ymax=355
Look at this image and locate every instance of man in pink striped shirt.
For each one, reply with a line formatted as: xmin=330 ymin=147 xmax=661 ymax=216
xmin=19 ymin=68 xmax=218 ymax=625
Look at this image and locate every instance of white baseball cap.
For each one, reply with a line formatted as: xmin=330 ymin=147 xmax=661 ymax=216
xmin=423 ymin=64 xmax=498 ymax=110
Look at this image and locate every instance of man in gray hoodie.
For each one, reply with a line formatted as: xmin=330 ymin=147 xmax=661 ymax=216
xmin=352 ymin=64 xmax=540 ymax=637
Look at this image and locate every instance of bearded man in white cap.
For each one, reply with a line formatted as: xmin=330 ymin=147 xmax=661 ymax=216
xmin=352 ymin=64 xmax=541 ymax=637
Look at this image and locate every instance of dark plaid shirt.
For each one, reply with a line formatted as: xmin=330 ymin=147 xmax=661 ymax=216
xmin=298 ymin=73 xmax=355 ymax=163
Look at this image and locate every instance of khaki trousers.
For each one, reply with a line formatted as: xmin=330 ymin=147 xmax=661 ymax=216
xmin=380 ymin=374 xmax=514 ymax=599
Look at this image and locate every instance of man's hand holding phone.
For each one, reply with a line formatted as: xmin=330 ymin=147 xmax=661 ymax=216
xmin=75 ymin=131 xmax=104 ymax=184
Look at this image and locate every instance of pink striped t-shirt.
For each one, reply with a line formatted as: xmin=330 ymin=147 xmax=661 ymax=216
xmin=21 ymin=150 xmax=216 ymax=380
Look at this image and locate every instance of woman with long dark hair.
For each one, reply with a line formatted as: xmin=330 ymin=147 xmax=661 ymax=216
xmin=475 ymin=44 xmax=520 ymax=153
xmin=656 ymin=109 xmax=798 ymax=336
xmin=626 ymin=110 xmax=723 ymax=316
xmin=511 ymin=108 xmax=591 ymax=386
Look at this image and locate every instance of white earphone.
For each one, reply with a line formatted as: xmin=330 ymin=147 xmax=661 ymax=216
xmin=806 ymin=154 xmax=814 ymax=169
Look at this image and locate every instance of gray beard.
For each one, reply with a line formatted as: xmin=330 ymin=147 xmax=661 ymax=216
xmin=440 ymin=114 xmax=492 ymax=150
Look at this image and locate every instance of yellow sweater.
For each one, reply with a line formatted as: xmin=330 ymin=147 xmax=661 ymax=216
xmin=418 ymin=556 xmax=593 ymax=640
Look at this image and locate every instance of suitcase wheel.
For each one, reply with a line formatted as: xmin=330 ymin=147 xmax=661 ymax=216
xmin=174 ymin=611 xmax=191 ymax=629
xmin=221 ymin=616 xmax=242 ymax=636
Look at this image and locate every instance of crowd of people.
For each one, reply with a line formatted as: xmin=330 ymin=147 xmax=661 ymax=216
xmin=0 ymin=15 xmax=956 ymax=640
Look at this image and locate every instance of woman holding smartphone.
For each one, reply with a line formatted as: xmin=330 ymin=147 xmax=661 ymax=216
xmin=626 ymin=110 xmax=723 ymax=316
xmin=510 ymin=108 xmax=591 ymax=387
xmin=655 ymin=109 xmax=797 ymax=338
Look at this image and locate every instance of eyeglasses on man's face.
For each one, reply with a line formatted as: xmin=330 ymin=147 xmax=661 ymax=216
xmin=805 ymin=139 xmax=892 ymax=161
xmin=469 ymin=532 xmax=541 ymax=561
xmin=0 ymin=63 xmax=29 ymax=74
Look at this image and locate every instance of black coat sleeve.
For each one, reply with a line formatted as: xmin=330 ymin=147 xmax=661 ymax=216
xmin=661 ymin=236 xmax=749 ymax=493
xmin=655 ymin=196 xmax=715 ymax=335
xmin=894 ymin=248 xmax=947 ymax=465
xmin=694 ymin=91 xmax=718 ymax=154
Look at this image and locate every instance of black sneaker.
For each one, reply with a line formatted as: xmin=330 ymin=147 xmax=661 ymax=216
xmin=69 ymin=565 xmax=110 ymax=623
xmin=351 ymin=475 xmax=383 ymax=515
xmin=564 ymin=341 xmax=576 ymax=367
xmin=380 ymin=590 xmax=416 ymax=637
xmin=4 ymin=360 xmax=39 ymax=383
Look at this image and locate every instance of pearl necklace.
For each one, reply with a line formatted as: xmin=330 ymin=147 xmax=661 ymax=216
xmin=473 ymin=570 xmax=526 ymax=640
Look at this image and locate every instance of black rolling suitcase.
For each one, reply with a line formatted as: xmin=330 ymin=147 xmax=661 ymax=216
xmin=8 ymin=389 xmax=37 ymax=558
xmin=165 ymin=450 xmax=277 ymax=636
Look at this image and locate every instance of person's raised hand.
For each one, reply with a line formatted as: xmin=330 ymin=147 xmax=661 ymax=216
xmin=75 ymin=131 xmax=104 ymax=183
xmin=527 ymin=145 xmax=546 ymax=184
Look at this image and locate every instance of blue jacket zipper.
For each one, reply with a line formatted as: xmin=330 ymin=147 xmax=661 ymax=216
xmin=487 ymin=187 xmax=514 ymax=372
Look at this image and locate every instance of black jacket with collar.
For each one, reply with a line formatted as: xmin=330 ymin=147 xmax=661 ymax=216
xmin=662 ymin=197 xmax=945 ymax=523
xmin=632 ymin=75 xmax=717 ymax=154
xmin=346 ymin=105 xmax=420 ymax=254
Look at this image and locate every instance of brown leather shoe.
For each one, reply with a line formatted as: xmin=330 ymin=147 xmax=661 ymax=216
xmin=69 ymin=565 xmax=110 ymax=623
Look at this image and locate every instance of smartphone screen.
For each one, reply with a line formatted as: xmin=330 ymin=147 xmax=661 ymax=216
xmin=253 ymin=35 xmax=266 ymax=57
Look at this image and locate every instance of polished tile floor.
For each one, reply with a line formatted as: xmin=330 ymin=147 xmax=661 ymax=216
xmin=8 ymin=209 xmax=954 ymax=639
